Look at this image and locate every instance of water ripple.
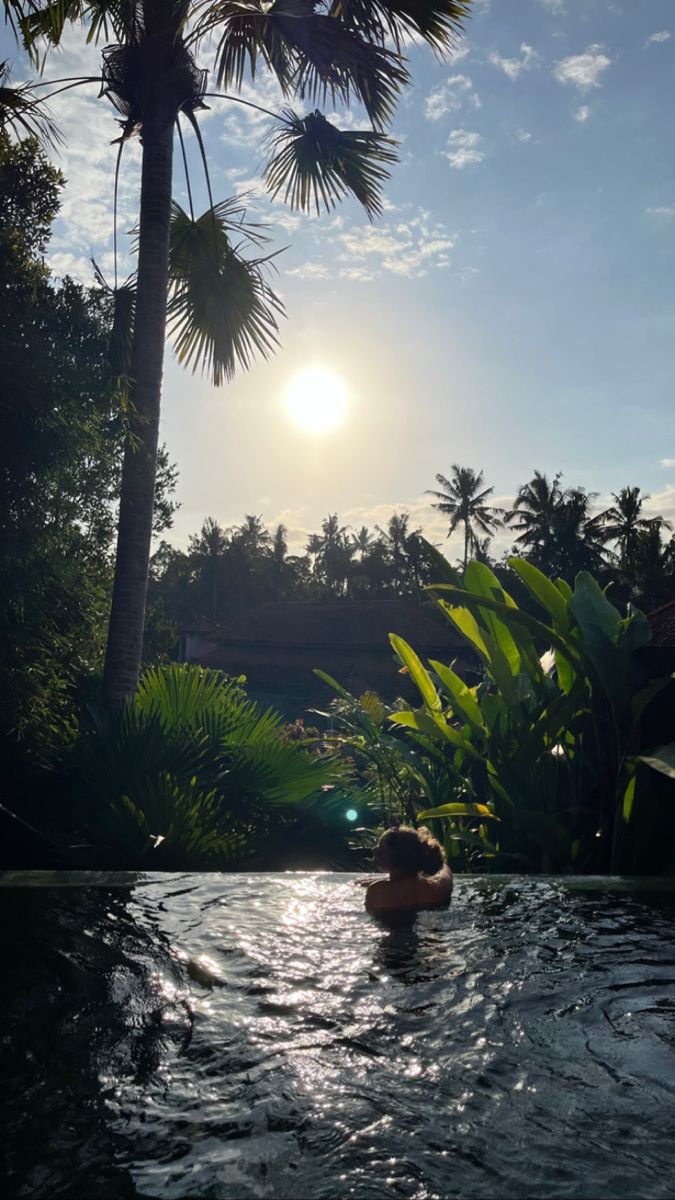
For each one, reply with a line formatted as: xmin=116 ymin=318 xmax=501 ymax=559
xmin=2 ymin=874 xmax=675 ymax=1198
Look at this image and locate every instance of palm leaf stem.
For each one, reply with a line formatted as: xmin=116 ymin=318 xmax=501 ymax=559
xmin=33 ymin=78 xmax=100 ymax=104
xmin=176 ymin=113 xmax=195 ymax=221
xmin=113 ymin=134 xmax=124 ymax=290
xmin=204 ymin=90 xmax=282 ymax=123
xmin=31 ymin=75 xmax=102 ymax=88
xmin=185 ymin=108 xmax=215 ymax=215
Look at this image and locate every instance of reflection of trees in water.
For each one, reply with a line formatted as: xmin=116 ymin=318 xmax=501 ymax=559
xmin=0 ymin=884 xmax=189 ymax=1199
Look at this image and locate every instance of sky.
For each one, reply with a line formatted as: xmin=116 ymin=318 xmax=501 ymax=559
xmin=3 ymin=0 xmax=675 ymax=561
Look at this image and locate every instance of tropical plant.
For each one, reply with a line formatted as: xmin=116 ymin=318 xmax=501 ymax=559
xmin=629 ymin=523 xmax=675 ymax=610
xmin=599 ymin=486 xmax=670 ymax=575
xmin=73 ymin=661 xmax=340 ymax=867
xmin=427 ymin=465 xmax=503 ymax=568
xmin=313 ymin=672 xmax=424 ymax=827
xmin=0 ymin=59 xmax=60 ymax=147
xmin=386 ymin=555 xmax=672 ymax=873
xmin=2 ymin=0 xmax=473 ymax=705
xmin=506 ymin=472 xmax=608 ymax=582
xmin=188 ymin=515 xmax=229 ymax=620
xmin=506 ymin=470 xmax=564 ymax=564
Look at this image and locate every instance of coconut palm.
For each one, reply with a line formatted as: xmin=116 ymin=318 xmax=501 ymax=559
xmin=549 ymin=486 xmax=608 ymax=581
xmin=315 ymin=513 xmax=355 ymax=595
xmin=630 ymin=523 xmax=675 ymax=609
xmin=352 ymin=525 xmax=375 ymax=561
xmin=598 ymin=486 xmax=670 ymax=574
xmin=506 ymin=470 xmax=564 ymax=565
xmin=427 ymin=465 xmax=503 ymax=569
xmin=3 ymin=0 xmax=473 ymax=703
xmin=188 ymin=515 xmax=228 ymax=620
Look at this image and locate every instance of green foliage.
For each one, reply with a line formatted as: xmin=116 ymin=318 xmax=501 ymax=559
xmin=74 ymin=662 xmax=339 ymax=868
xmin=265 ymin=109 xmax=398 ymax=219
xmin=168 ymin=199 xmax=283 ymax=385
xmin=0 ymin=134 xmax=178 ymax=760
xmin=385 ymin=559 xmax=672 ymax=873
xmin=313 ymin=670 xmax=424 ymax=828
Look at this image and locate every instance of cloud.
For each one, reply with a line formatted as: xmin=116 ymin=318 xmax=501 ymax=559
xmin=424 ymin=74 xmax=480 ymax=122
xmin=488 ymin=43 xmax=537 ymax=81
xmin=660 ymin=459 xmax=675 ymax=468
xmin=553 ymin=46 xmax=612 ymax=91
xmin=517 ymin=128 xmax=532 ymax=142
xmin=214 ymin=73 xmax=290 ymax=150
xmin=336 ymin=212 xmax=456 ymax=280
xmin=645 ymin=31 xmax=671 ymax=47
xmin=442 ymin=129 xmax=485 ymax=169
xmin=286 ymin=262 xmax=331 ymax=280
xmin=647 ymin=205 xmax=675 ymax=219
xmin=574 ymin=105 xmax=591 ymax=122
xmin=536 ymin=0 xmax=566 ymax=13
xmin=642 ymin=486 xmax=675 ymax=528
xmin=340 ymin=493 xmax=517 ymax=563
xmin=451 ymin=42 xmax=471 ymax=62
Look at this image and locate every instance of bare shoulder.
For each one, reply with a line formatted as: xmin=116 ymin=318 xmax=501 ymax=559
xmin=364 ymin=870 xmax=453 ymax=914
xmin=364 ymin=879 xmax=395 ymax=912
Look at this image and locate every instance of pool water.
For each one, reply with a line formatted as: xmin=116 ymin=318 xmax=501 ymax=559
xmin=1 ymin=873 xmax=675 ymax=1199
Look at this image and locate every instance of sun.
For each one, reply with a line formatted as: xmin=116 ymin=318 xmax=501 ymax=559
xmin=286 ymin=366 xmax=348 ymax=433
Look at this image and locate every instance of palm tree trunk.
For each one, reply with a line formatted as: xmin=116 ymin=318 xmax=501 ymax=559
xmin=464 ymin=520 xmax=470 ymax=570
xmin=103 ymin=119 xmax=174 ymax=704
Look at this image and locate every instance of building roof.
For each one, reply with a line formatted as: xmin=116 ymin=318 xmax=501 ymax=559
xmin=209 ymin=600 xmax=465 ymax=651
xmin=648 ymin=599 xmax=675 ymax=648
xmin=179 ymin=616 xmax=221 ymax=636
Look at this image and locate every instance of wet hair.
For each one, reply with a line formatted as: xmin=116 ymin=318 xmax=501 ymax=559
xmin=376 ymin=825 xmax=445 ymax=877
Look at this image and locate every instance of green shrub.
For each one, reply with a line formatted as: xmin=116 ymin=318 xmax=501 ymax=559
xmin=74 ymin=663 xmax=340 ymax=868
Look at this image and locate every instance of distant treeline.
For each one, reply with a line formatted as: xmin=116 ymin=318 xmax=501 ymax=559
xmin=148 ymin=467 xmax=675 ymax=643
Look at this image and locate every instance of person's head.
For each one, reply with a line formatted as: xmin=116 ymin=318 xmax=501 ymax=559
xmin=374 ymin=825 xmax=445 ymax=878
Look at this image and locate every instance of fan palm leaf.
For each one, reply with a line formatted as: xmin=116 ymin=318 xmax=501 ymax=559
xmin=328 ymin=0 xmax=472 ymax=54
xmin=0 ymin=60 xmax=61 ymax=146
xmin=167 ymin=199 xmax=284 ymax=385
xmin=265 ymin=107 xmax=397 ymax=217
xmin=193 ymin=0 xmax=408 ymax=128
xmin=76 ymin=663 xmax=338 ymax=866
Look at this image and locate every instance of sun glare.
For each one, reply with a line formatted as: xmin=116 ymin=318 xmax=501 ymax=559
xmin=286 ymin=367 xmax=348 ymax=433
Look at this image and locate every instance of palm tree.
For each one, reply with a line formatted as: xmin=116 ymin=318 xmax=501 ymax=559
xmin=188 ymin=515 xmax=228 ymax=620
xmin=4 ymin=0 xmax=473 ymax=703
xmin=631 ymin=523 xmax=675 ymax=609
xmin=506 ymin=471 xmax=564 ymax=565
xmin=352 ymin=525 xmax=375 ymax=561
xmin=550 ymin=486 xmax=608 ymax=581
xmin=427 ymin=465 xmax=503 ymax=569
xmin=598 ymin=486 xmax=670 ymax=574
xmin=315 ymin=513 xmax=355 ymax=595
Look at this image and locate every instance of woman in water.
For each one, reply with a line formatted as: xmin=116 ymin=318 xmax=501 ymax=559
xmin=362 ymin=825 xmax=453 ymax=913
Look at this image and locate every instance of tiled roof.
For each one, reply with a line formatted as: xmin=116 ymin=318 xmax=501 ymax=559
xmin=211 ymin=600 xmax=465 ymax=651
xmin=648 ymin=600 xmax=675 ymax=648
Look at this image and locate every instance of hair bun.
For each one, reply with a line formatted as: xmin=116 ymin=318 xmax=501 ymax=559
xmin=416 ymin=826 xmax=444 ymax=874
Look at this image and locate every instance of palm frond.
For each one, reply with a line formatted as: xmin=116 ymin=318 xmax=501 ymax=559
xmin=328 ymin=0 xmax=472 ymax=55
xmin=3 ymin=1 xmax=86 ymax=57
xmin=167 ymin=199 xmax=284 ymax=386
xmin=265 ymin=107 xmax=397 ymax=218
xmin=0 ymin=60 xmax=62 ymax=147
xmin=92 ymin=260 xmax=136 ymax=392
xmin=193 ymin=0 xmax=408 ymax=128
xmin=76 ymin=663 xmax=336 ymax=867
xmin=5 ymin=2 xmax=186 ymax=51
